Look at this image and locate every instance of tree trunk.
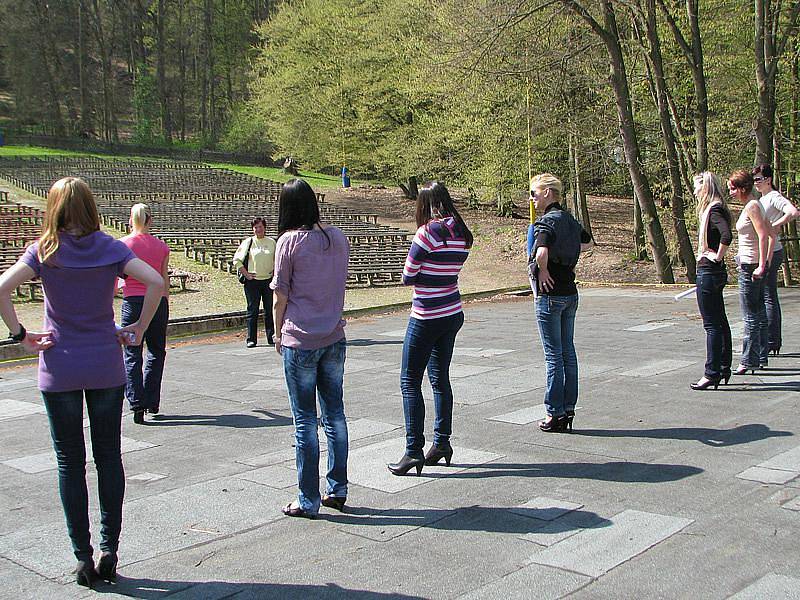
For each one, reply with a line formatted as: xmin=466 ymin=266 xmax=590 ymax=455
xmin=565 ymin=0 xmax=673 ymax=281
xmin=641 ymin=0 xmax=696 ymax=281
xmin=156 ymin=0 xmax=173 ymax=142
xmin=573 ymin=140 xmax=593 ymax=238
xmin=754 ymin=0 xmax=800 ymax=165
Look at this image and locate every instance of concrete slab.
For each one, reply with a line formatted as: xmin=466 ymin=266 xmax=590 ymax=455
xmin=624 ymin=322 xmax=675 ymax=332
xmin=489 ymin=405 xmax=546 ymax=425
xmin=1 ymin=436 xmax=157 ymax=474
xmin=0 ymin=398 xmax=46 ymax=421
xmin=528 ymin=509 xmax=693 ymax=577
xmin=619 ymin=359 xmax=695 ymax=377
xmin=737 ymin=467 xmax=798 ymax=485
xmin=458 ymin=563 xmax=591 ymax=599
xmin=728 ymin=573 xmax=800 ymax=599
xmin=759 ymin=445 xmax=800 ymax=472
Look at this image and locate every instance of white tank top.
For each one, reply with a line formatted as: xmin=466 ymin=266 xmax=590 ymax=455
xmin=736 ymin=201 xmax=764 ymax=264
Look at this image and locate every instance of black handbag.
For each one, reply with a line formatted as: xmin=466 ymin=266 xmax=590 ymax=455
xmin=237 ymin=237 xmax=254 ymax=284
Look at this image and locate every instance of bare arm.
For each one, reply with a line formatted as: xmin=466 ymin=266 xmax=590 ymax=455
xmin=750 ymin=202 xmax=772 ymax=277
xmin=0 ymin=262 xmax=54 ymax=351
xmin=771 ymin=201 xmax=800 ymax=234
xmin=121 ymin=258 xmax=165 ymax=344
xmin=161 ymin=253 xmax=170 ymax=298
xmin=273 ymin=290 xmax=288 ymax=355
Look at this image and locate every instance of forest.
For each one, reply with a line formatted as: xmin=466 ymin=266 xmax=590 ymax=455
xmin=1 ymin=0 xmax=799 ymax=283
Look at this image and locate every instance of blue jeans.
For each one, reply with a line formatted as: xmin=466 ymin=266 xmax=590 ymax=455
xmin=763 ymin=248 xmax=784 ymax=354
xmin=536 ymin=294 xmax=579 ymax=417
xmin=695 ymin=268 xmax=732 ymax=379
xmin=738 ymin=264 xmax=768 ymax=367
xmin=122 ymin=296 xmax=169 ymax=412
xmin=400 ymin=312 xmax=464 ymax=458
xmin=283 ymin=338 xmax=348 ymax=513
xmin=41 ymin=386 xmax=125 ymax=561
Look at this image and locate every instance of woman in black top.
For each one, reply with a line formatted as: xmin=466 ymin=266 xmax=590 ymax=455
xmin=529 ymin=174 xmax=593 ymax=431
xmin=691 ymin=172 xmax=733 ymax=390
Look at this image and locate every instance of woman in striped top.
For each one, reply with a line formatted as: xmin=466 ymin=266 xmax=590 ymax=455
xmin=388 ymin=182 xmax=472 ymax=477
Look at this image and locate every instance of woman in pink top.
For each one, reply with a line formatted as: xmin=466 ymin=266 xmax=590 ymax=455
xmin=120 ymin=203 xmax=171 ymax=424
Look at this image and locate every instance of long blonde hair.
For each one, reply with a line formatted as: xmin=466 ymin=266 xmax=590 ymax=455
xmin=129 ymin=203 xmax=151 ymax=232
xmin=694 ymin=171 xmax=730 ymax=255
xmin=38 ymin=177 xmax=101 ymax=264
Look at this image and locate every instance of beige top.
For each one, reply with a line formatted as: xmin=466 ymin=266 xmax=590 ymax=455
xmin=736 ymin=201 xmax=764 ymax=264
xmin=233 ymin=235 xmax=276 ymax=279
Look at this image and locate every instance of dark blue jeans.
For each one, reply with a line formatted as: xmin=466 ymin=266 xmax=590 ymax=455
xmin=283 ymin=338 xmax=348 ymax=513
xmin=244 ymin=278 xmax=274 ymax=344
xmin=536 ymin=294 xmax=579 ymax=417
xmin=122 ymin=296 xmax=169 ymax=412
xmin=41 ymin=386 xmax=125 ymax=562
xmin=763 ymin=248 xmax=784 ymax=355
xmin=400 ymin=312 xmax=464 ymax=459
xmin=738 ymin=264 xmax=768 ymax=368
xmin=695 ymin=268 xmax=732 ymax=379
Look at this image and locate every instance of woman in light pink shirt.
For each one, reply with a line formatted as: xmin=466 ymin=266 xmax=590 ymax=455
xmin=120 ymin=203 xmax=171 ymax=424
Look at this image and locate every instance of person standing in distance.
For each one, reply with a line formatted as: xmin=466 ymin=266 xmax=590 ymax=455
xmin=752 ymin=164 xmax=799 ymax=357
xmin=234 ymin=216 xmax=276 ymax=347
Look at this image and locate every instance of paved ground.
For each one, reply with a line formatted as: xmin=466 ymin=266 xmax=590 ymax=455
xmin=1 ymin=286 xmax=800 ymax=599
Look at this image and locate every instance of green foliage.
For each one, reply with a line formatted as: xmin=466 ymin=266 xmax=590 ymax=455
xmin=131 ymin=66 xmax=160 ymax=144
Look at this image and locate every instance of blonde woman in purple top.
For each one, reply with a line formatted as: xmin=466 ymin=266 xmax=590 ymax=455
xmin=271 ymin=179 xmax=350 ymax=518
xmin=388 ymin=182 xmax=472 ymax=477
xmin=0 ymin=178 xmax=163 ymax=588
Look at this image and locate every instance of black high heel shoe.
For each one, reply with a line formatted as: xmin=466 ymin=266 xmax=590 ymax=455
xmin=97 ymin=552 xmax=117 ymax=582
xmin=690 ymin=377 xmax=720 ymax=391
xmin=771 ymin=346 xmax=781 ymax=356
xmin=387 ymin=455 xmax=424 ymax=476
xmin=721 ymin=369 xmax=732 ymax=385
xmin=565 ymin=410 xmax=575 ymax=432
xmin=539 ymin=415 xmax=567 ymax=432
xmin=74 ymin=560 xmax=98 ymax=588
xmin=133 ymin=410 xmax=145 ymax=424
xmin=734 ymin=365 xmax=756 ymax=376
xmin=424 ymin=443 xmax=454 ymax=466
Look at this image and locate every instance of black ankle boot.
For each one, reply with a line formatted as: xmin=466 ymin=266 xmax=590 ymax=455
xmin=387 ymin=455 xmax=424 ymax=476
xmin=97 ymin=552 xmax=118 ymax=582
xmin=74 ymin=560 xmax=98 ymax=588
xmin=424 ymin=443 xmax=454 ymax=466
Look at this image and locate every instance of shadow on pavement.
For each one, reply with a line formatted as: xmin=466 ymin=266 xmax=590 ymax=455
xmin=574 ymin=423 xmax=792 ymax=447
xmin=347 ymin=338 xmax=404 ymax=347
xmin=147 ymin=409 xmax=292 ymax=428
xmin=94 ymin=579 xmax=427 ymax=599
xmin=440 ymin=461 xmax=702 ymax=482
xmin=323 ymin=505 xmax=611 ymax=535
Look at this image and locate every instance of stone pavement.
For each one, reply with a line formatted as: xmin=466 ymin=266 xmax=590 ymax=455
xmin=1 ymin=286 xmax=800 ymax=599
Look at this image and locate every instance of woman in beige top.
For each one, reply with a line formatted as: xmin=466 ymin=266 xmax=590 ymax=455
xmin=728 ymin=170 xmax=772 ymax=375
xmin=233 ymin=217 xmax=277 ymax=347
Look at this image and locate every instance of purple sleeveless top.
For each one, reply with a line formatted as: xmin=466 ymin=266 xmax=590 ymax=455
xmin=20 ymin=231 xmax=134 ymax=392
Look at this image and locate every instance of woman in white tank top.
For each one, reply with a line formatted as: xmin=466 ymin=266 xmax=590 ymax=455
xmin=728 ymin=170 xmax=773 ymax=375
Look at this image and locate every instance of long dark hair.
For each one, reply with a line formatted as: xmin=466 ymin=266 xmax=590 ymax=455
xmin=415 ymin=181 xmax=473 ymax=248
xmin=277 ymin=179 xmax=330 ymax=246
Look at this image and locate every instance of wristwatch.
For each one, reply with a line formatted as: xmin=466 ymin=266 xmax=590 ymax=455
xmin=9 ymin=324 xmax=26 ymax=342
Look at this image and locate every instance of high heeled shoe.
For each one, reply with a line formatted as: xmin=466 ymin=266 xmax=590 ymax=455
xmin=387 ymin=455 xmax=424 ymax=476
xmin=690 ymin=376 xmax=720 ymax=391
xmin=721 ymin=369 xmax=732 ymax=385
xmin=539 ymin=415 xmax=567 ymax=432
xmin=565 ymin=410 xmax=575 ymax=432
xmin=133 ymin=410 xmax=145 ymax=424
xmin=424 ymin=443 xmax=454 ymax=466
xmin=734 ymin=365 xmax=756 ymax=376
xmin=74 ymin=560 xmax=98 ymax=588
xmin=771 ymin=346 xmax=781 ymax=356
xmin=97 ymin=552 xmax=118 ymax=582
